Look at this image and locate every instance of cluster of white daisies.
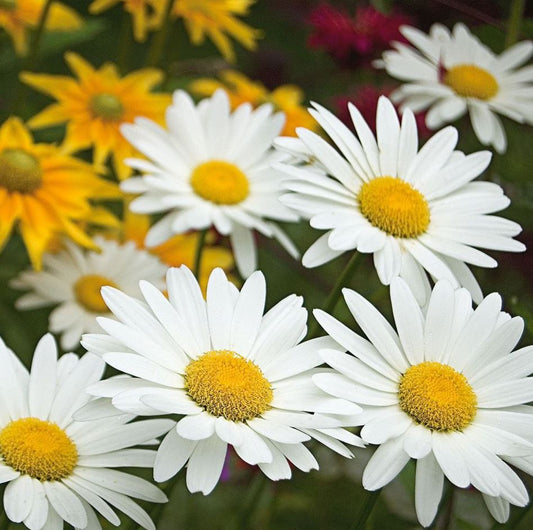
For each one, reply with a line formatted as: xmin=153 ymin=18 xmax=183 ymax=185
xmin=4 ymin=22 xmax=533 ymax=530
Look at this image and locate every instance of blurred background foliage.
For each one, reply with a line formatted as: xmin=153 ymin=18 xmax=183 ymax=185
xmin=1 ymin=0 xmax=533 ymax=528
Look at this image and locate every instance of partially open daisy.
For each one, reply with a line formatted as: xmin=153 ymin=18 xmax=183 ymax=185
xmin=275 ymin=96 xmax=524 ymax=304
xmin=0 ymin=0 xmax=82 ymax=55
xmin=89 ymin=0 xmax=165 ymax=42
xmin=190 ymin=70 xmax=318 ymax=136
xmin=0 ymin=333 xmax=172 ymax=529
xmin=11 ymin=235 xmax=167 ymax=350
xmin=0 ymin=117 xmax=119 ymax=269
xmin=313 ymin=278 xmax=533 ymax=527
xmin=166 ymin=0 xmax=261 ymax=63
xmin=82 ymin=266 xmax=362 ymax=494
xmin=377 ymin=23 xmax=533 ymax=153
xmin=21 ymin=52 xmax=171 ymax=180
xmin=121 ymin=89 xmax=299 ymax=278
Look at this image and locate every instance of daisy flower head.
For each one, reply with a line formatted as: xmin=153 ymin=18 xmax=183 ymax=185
xmin=0 ymin=0 xmax=82 ymax=55
xmin=21 ymin=52 xmax=171 ymax=180
xmin=11 ymin=235 xmax=168 ymax=350
xmin=313 ymin=278 xmax=533 ymax=527
xmin=121 ymin=89 xmax=300 ymax=278
xmin=82 ymin=266 xmax=363 ymax=494
xmin=378 ymin=23 xmax=533 ymax=153
xmin=0 ymin=117 xmax=119 ymax=270
xmin=88 ymin=0 xmax=165 ymax=42
xmin=0 ymin=333 xmax=172 ymax=529
xmin=275 ymin=96 xmax=525 ymax=305
xmin=167 ymin=0 xmax=261 ymax=63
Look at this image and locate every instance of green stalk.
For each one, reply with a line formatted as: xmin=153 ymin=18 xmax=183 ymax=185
xmin=350 ymin=489 xmax=380 ymax=530
xmin=146 ymin=0 xmax=174 ymax=67
xmin=13 ymin=0 xmax=55 ymax=114
xmin=505 ymin=0 xmax=526 ymax=48
xmin=238 ymin=473 xmax=269 ymax=529
xmin=193 ymin=228 xmax=209 ymax=280
xmin=307 ymin=251 xmax=361 ymax=339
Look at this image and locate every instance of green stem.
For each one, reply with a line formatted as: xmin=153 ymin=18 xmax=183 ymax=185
xmin=116 ymin=9 xmax=133 ymax=72
xmin=307 ymin=251 xmax=361 ymax=339
xmin=193 ymin=228 xmax=208 ymax=280
xmin=505 ymin=0 xmax=526 ymax=48
xmin=146 ymin=0 xmax=174 ymax=67
xmin=350 ymin=489 xmax=380 ymax=530
xmin=13 ymin=0 xmax=55 ymax=114
xmin=238 ymin=473 xmax=269 ymax=529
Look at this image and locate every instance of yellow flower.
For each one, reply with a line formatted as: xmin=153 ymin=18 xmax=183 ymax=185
xmin=166 ymin=0 xmax=260 ymax=63
xmin=0 ymin=0 xmax=82 ymax=55
xmin=0 ymin=117 xmax=119 ymax=269
xmin=123 ymin=208 xmax=235 ymax=294
xmin=190 ymin=70 xmax=318 ymax=136
xmin=88 ymin=0 xmax=165 ymax=42
xmin=20 ymin=52 xmax=171 ymax=180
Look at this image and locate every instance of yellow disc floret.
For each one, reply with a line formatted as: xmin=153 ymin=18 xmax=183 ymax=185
xmin=0 ymin=418 xmax=78 ymax=481
xmin=74 ymin=274 xmax=118 ymax=313
xmin=190 ymin=160 xmax=249 ymax=205
xmin=90 ymin=93 xmax=125 ymax=120
xmin=0 ymin=149 xmax=43 ymax=193
xmin=358 ymin=176 xmax=430 ymax=238
xmin=444 ymin=64 xmax=499 ymax=100
xmin=399 ymin=361 xmax=477 ymax=431
xmin=185 ymin=350 xmax=273 ymax=422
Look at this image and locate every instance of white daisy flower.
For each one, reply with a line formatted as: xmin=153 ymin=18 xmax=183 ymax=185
xmin=11 ymin=236 xmax=167 ymax=350
xmin=81 ymin=266 xmax=363 ymax=495
xmin=313 ymin=278 xmax=533 ymax=527
xmin=377 ymin=22 xmax=533 ymax=153
xmin=275 ymin=96 xmax=525 ymax=305
xmin=0 ymin=333 xmax=173 ymax=530
xmin=120 ymin=89 xmax=300 ymax=278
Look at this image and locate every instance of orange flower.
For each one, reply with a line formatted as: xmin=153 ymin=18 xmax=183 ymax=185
xmin=21 ymin=52 xmax=171 ymax=180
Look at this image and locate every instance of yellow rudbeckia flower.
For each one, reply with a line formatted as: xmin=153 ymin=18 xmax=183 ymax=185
xmin=0 ymin=0 xmax=82 ymax=55
xmin=0 ymin=117 xmax=119 ymax=269
xmin=190 ymin=70 xmax=318 ymax=136
xmin=20 ymin=52 xmax=171 ymax=180
xmin=88 ymin=0 xmax=165 ymax=42
xmin=165 ymin=0 xmax=260 ymax=63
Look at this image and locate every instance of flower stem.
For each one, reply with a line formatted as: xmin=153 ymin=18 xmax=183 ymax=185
xmin=13 ymin=0 xmax=55 ymax=114
xmin=146 ymin=0 xmax=174 ymax=67
xmin=307 ymin=251 xmax=361 ymax=339
xmin=238 ymin=472 xmax=269 ymax=529
xmin=193 ymin=228 xmax=209 ymax=280
xmin=350 ymin=489 xmax=380 ymax=530
xmin=505 ymin=0 xmax=526 ymax=48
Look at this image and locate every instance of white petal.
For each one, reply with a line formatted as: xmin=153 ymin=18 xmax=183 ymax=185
xmin=42 ymin=481 xmax=87 ymax=529
xmin=28 ymin=334 xmax=57 ymax=420
xmin=415 ymin=453 xmax=444 ymax=527
xmin=362 ymin=437 xmax=410 ymax=490
xmin=186 ymin=435 xmax=227 ymax=494
xmin=154 ymin=428 xmax=196 ymax=482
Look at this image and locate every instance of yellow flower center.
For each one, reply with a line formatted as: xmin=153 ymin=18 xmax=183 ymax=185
xmin=90 ymin=93 xmax=125 ymax=121
xmin=0 ymin=149 xmax=42 ymax=193
xmin=358 ymin=176 xmax=430 ymax=238
xmin=190 ymin=160 xmax=249 ymax=205
xmin=398 ymin=362 xmax=477 ymax=431
xmin=185 ymin=350 xmax=273 ymax=422
xmin=0 ymin=0 xmax=16 ymax=10
xmin=444 ymin=64 xmax=499 ymax=100
xmin=74 ymin=274 xmax=118 ymax=313
xmin=0 ymin=418 xmax=78 ymax=481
